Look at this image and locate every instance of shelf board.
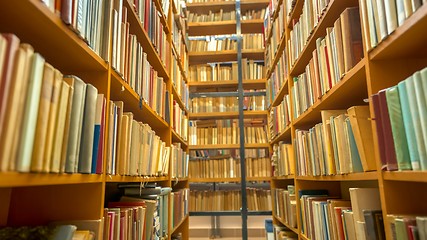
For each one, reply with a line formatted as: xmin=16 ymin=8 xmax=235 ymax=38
xmin=301 ymin=233 xmax=310 ymax=240
xmin=369 ymin=3 xmax=427 ymax=60
xmin=171 ymin=177 xmax=189 ymax=183
xmin=0 ymin=172 xmax=103 ymax=187
xmin=189 ymin=143 xmax=269 ymax=150
xmin=172 ymin=84 xmax=189 ymax=114
xmin=296 ymin=171 xmax=378 ymax=181
xmin=266 ymin=34 xmax=287 ymax=80
xmin=247 ymin=211 xmax=273 ymax=216
xmin=189 ymin=110 xmax=268 ymax=120
xmin=124 ymin=0 xmax=170 ymax=80
xmin=172 ymin=214 xmax=189 ymax=234
xmin=172 ymin=45 xmax=189 ymax=83
xmin=0 ymin=0 xmax=108 ymax=72
xmin=189 ymin=49 xmax=264 ymax=64
xmin=286 ymin=0 xmax=304 ymax=29
xmin=190 ymin=177 xmax=241 ymax=182
xmin=270 ymin=125 xmax=292 ymax=145
xmin=272 ymin=175 xmax=295 ymax=181
xmin=289 ymin=0 xmax=359 ymax=77
xmin=246 ymin=176 xmax=271 ymax=182
xmin=188 ymin=79 xmax=267 ymax=90
xmin=190 ymin=211 xmax=241 ymax=216
xmin=110 ymin=71 xmax=170 ymax=132
xmin=186 ymin=0 xmax=269 ymax=13
xmin=106 ymin=175 xmax=169 ymax=183
xmin=382 ymin=171 xmax=427 ymax=183
xmin=188 ymin=19 xmax=264 ymax=36
xmin=270 ymin=79 xmax=289 ymax=108
xmin=273 ymin=214 xmax=299 ymax=234
xmin=172 ymin=128 xmax=189 ymax=147
xmin=292 ymin=59 xmax=367 ymax=128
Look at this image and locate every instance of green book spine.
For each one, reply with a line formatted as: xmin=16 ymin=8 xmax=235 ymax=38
xmin=398 ymin=80 xmax=420 ymax=170
xmin=414 ymin=72 xmax=427 ymax=170
xmin=418 ymin=68 xmax=427 ymax=170
xmin=330 ymin=116 xmax=340 ymax=174
xmin=395 ymin=218 xmax=409 ymax=240
xmin=346 ymin=118 xmax=363 ymax=172
xmin=385 ymin=86 xmax=411 ymax=170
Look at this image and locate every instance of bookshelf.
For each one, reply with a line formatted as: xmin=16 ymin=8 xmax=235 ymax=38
xmin=0 ymin=0 xmax=190 ymax=239
xmin=266 ymin=0 xmax=427 ymax=239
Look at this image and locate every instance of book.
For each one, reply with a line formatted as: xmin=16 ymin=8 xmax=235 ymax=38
xmin=340 ymin=7 xmax=363 ymax=73
xmin=349 ymin=188 xmax=381 ymax=224
xmin=50 ymin=225 xmax=77 ymax=240
xmin=383 ymin=0 xmax=398 ymax=34
xmin=418 ymin=68 xmax=427 ymax=170
xmin=378 ymin=89 xmax=398 ymax=171
xmin=364 ymin=210 xmax=385 ymax=240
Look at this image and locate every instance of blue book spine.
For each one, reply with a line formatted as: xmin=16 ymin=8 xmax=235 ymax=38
xmin=91 ymin=124 xmax=101 ymax=173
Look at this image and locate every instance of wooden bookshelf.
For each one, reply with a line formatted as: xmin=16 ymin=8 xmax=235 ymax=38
xmin=382 ymin=171 xmax=427 ymax=183
xmin=270 ymin=78 xmax=289 ymax=108
xmin=0 ymin=173 xmax=103 ymax=187
xmin=246 ymin=176 xmax=271 ymax=182
xmin=106 ymin=175 xmax=170 ymax=183
xmin=190 ymin=177 xmax=241 ymax=183
xmin=172 ymin=214 xmax=190 ymax=234
xmin=188 ymin=19 xmax=264 ymax=36
xmin=188 ymin=79 xmax=267 ymax=90
xmin=273 ymin=214 xmax=299 ymax=235
xmin=172 ymin=84 xmax=189 ymax=114
xmin=186 ymin=0 xmax=269 ymax=13
xmin=270 ymin=125 xmax=292 ymax=145
xmin=189 ymin=110 xmax=268 ymax=120
xmin=189 ymin=49 xmax=265 ymax=64
xmin=172 ymin=129 xmax=189 ymax=147
xmin=272 ymin=175 xmax=295 ymax=181
xmin=266 ymin=34 xmax=287 ymax=79
xmin=296 ymin=172 xmax=378 ymax=181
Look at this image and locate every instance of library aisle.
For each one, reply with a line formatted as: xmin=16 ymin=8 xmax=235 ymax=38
xmin=0 ymin=0 xmax=427 ymax=239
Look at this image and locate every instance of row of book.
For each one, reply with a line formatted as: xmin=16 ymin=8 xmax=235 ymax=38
xmin=188 ymin=59 xmax=265 ymax=82
xmin=272 ymin=142 xmax=294 ymax=177
xmin=299 ymin=188 xmax=384 ymax=240
xmin=106 ymin=183 xmax=172 ymax=240
xmin=264 ymin=1 xmax=285 ymax=70
xmin=272 ymin=185 xmax=297 ymax=228
xmin=171 ymin=188 xmax=190 ymax=230
xmin=242 ymin=9 xmax=267 ymax=20
xmin=106 ymin=101 xmax=170 ymax=176
xmin=189 ymin=156 xmax=271 ymax=179
xmin=188 ymin=10 xmax=236 ymax=22
xmin=42 ymin=0 xmax=110 ymax=61
xmin=112 ymin=0 xmax=170 ymax=78
xmin=269 ymin=95 xmax=291 ymax=139
xmin=0 ymin=35 xmax=105 ymax=174
xmin=190 ymin=95 xmax=266 ymax=113
xmin=272 ymin=225 xmax=298 ymax=240
xmin=362 ymin=0 xmax=426 ymax=51
xmin=172 ymin=100 xmax=188 ymax=141
xmin=171 ymin=143 xmax=189 ymax=179
xmin=387 ymin=215 xmax=427 ymax=240
xmin=189 ymin=148 xmax=269 ymax=159
xmin=295 ymin=106 xmax=375 ymax=176
xmin=172 ymin=53 xmax=190 ymax=110
xmin=172 ymin=16 xmax=189 ymax=75
xmin=266 ymin=52 xmax=288 ymax=106
xmin=189 ymin=188 xmax=272 ymax=211
xmin=188 ymin=119 xmax=269 ymax=145
xmin=189 ymin=37 xmax=237 ymax=52
xmin=242 ymin=34 xmax=265 ymax=50
xmin=372 ymin=67 xmax=427 ymax=171
xmin=289 ymin=6 xmax=363 ymax=79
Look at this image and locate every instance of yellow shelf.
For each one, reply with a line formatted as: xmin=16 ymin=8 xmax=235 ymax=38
xmin=270 ymin=79 xmax=289 ymax=108
xmin=296 ymin=171 xmax=378 ymax=181
xmin=300 ymin=233 xmax=310 ymax=240
xmin=171 ymin=177 xmax=189 ymax=182
xmin=189 ymin=177 xmax=241 ymax=182
xmin=272 ymin=175 xmax=295 ymax=181
xmin=292 ymin=59 xmax=367 ymax=128
xmin=189 ymin=110 xmax=268 ymax=120
xmin=270 ymin=125 xmax=292 ymax=145
xmin=0 ymin=0 xmax=108 ymax=72
xmin=189 ymin=49 xmax=265 ymax=64
xmin=382 ymin=171 xmax=427 ymax=182
xmin=171 ymin=84 xmax=189 ymax=114
xmin=273 ymin=214 xmax=299 ymax=235
xmin=188 ymin=79 xmax=267 ymax=90
xmin=186 ymin=0 xmax=269 ymax=13
xmin=0 ymin=173 xmax=103 ymax=187
xmin=188 ymin=19 xmax=264 ymax=36
xmin=266 ymin=34 xmax=287 ymax=80
xmin=106 ymin=175 xmax=169 ymax=183
xmin=289 ymin=0 xmax=360 ymax=77
xmin=172 ymin=129 xmax=189 ymax=147
xmin=369 ymin=3 xmax=427 ymax=60
xmin=189 ymin=143 xmax=269 ymax=150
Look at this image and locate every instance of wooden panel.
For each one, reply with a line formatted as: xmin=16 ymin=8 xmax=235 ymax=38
xmin=296 ymin=171 xmax=378 ymax=182
xmin=270 ymin=125 xmax=292 ymax=144
xmin=188 ymin=21 xmax=236 ymax=36
xmin=270 ymin=79 xmax=289 ymax=107
xmin=382 ymin=181 xmax=427 ymax=215
xmin=383 ymin=171 xmax=427 ymax=183
xmin=0 ymin=0 xmax=108 ymax=72
xmin=172 ymin=129 xmax=189 ymax=147
xmin=0 ymin=173 xmax=103 ymax=188
xmin=8 ymin=183 xmax=104 ymax=226
xmin=0 ymin=188 xmax=11 ymax=226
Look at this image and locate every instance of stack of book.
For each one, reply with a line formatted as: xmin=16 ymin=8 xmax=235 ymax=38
xmin=298 ymin=188 xmax=384 ymax=240
xmin=243 ymin=33 xmax=264 ymax=50
xmin=189 ymin=37 xmax=237 ymax=52
xmin=361 ymin=0 xmax=425 ymax=51
xmin=294 ymin=106 xmax=376 ymax=176
xmin=289 ymin=6 xmax=363 ymax=79
xmin=105 ymin=183 xmax=172 ymax=240
xmin=189 ymin=119 xmax=268 ymax=145
xmin=272 ymin=142 xmax=294 ymax=177
xmin=272 ymin=185 xmax=297 ymax=228
xmin=188 ymin=10 xmax=236 ymax=22
xmin=386 ymin=215 xmax=427 ymax=240
xmin=291 ymin=7 xmax=363 ymax=120
xmin=172 ymin=100 xmax=188 ymax=141
xmin=106 ymin=102 xmax=171 ymax=176
xmin=0 ymin=36 xmax=106 ymax=174
xmin=269 ymin=96 xmax=291 ymax=139
xmin=266 ymin=53 xmax=288 ymax=106
xmin=171 ymin=188 xmax=190 ymax=229
xmin=242 ymin=9 xmax=267 ymax=20
xmin=171 ymin=143 xmax=189 ymax=179
xmin=372 ymin=67 xmax=427 ymax=171
xmin=42 ymin=0 xmax=111 ymax=61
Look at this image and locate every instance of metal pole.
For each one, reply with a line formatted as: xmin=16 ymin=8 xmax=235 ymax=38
xmin=235 ymin=0 xmax=248 ymax=239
